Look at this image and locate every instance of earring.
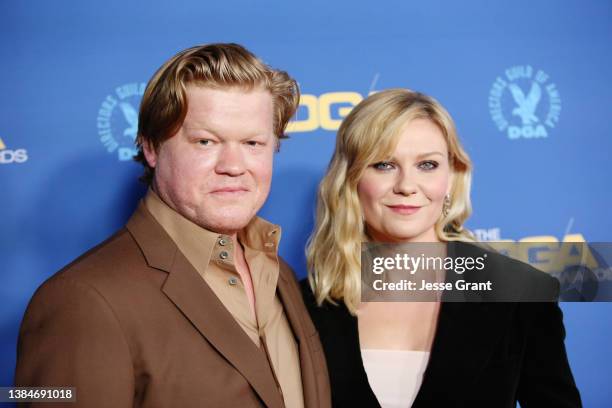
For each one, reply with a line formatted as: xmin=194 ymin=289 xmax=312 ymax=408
xmin=443 ymin=194 xmax=451 ymax=217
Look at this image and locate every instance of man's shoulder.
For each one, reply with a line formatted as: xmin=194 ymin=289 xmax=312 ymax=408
xmin=47 ymin=227 xmax=162 ymax=292
xmin=22 ymin=225 xmax=172 ymax=327
xmin=277 ymin=256 xmax=300 ymax=284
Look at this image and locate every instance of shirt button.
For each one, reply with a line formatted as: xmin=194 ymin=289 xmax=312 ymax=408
xmin=219 ymin=251 xmax=229 ymax=260
xmin=218 ymin=238 xmax=227 ymax=246
xmin=228 ymin=277 xmax=238 ymax=286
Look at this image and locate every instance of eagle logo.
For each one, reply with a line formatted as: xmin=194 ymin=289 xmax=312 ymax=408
xmin=489 ymin=65 xmax=561 ymax=140
xmin=97 ymin=82 xmax=145 ymax=161
xmin=508 ymin=81 xmax=541 ymax=126
xmin=119 ymin=102 xmax=139 ymax=141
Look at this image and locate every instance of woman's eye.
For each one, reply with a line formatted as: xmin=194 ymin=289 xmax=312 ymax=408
xmin=373 ymin=161 xmax=395 ymax=171
xmin=246 ymin=140 xmax=260 ymax=147
xmin=198 ymin=139 xmax=211 ymax=146
xmin=418 ymin=160 xmax=439 ymax=171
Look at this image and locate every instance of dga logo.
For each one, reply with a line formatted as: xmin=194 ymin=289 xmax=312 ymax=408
xmin=97 ymin=82 xmax=145 ymax=161
xmin=489 ymin=65 xmax=561 ymax=140
xmin=0 ymin=137 xmax=28 ymax=164
xmin=287 ymin=92 xmax=365 ymax=133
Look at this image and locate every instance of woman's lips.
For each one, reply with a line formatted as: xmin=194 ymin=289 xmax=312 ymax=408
xmin=387 ymin=205 xmax=421 ymax=215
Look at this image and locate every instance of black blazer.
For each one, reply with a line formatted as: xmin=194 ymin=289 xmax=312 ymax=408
xmin=301 ymin=241 xmax=582 ymax=408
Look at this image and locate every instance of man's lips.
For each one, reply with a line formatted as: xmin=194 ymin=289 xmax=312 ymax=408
xmin=386 ymin=204 xmax=422 ymax=215
xmin=210 ymin=187 xmax=250 ymax=194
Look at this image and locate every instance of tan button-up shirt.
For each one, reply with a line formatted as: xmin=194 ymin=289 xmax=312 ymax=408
xmin=145 ymin=190 xmax=304 ymax=408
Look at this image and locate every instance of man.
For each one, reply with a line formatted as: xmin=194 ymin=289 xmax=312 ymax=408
xmin=15 ymin=43 xmax=331 ymax=408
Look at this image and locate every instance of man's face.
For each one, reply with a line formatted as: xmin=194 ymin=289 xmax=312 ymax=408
xmin=143 ymin=85 xmax=276 ymax=235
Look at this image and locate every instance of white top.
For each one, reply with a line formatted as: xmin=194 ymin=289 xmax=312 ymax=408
xmin=361 ymin=349 xmax=430 ymax=408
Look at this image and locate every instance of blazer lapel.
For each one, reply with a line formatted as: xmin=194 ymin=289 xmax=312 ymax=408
xmin=127 ymin=203 xmax=284 ymax=408
xmin=413 ymin=303 xmax=504 ymax=405
xmin=276 ymin=262 xmax=320 ymax=408
xmin=413 ymin=241 xmax=516 ymax=406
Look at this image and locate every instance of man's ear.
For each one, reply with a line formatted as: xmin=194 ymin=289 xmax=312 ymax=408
xmin=142 ymin=139 xmax=157 ymax=168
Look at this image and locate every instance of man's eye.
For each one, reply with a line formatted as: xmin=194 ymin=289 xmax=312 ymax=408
xmin=246 ymin=140 xmax=260 ymax=147
xmin=372 ymin=161 xmax=395 ymax=171
xmin=198 ymin=139 xmax=211 ymax=146
xmin=418 ymin=160 xmax=439 ymax=171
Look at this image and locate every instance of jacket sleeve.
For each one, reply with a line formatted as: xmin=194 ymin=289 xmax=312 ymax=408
xmin=14 ymin=276 xmax=134 ymax=407
xmin=516 ymin=300 xmax=582 ymax=407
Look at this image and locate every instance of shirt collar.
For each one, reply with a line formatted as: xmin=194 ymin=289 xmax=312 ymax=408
xmin=144 ymin=189 xmax=281 ymax=273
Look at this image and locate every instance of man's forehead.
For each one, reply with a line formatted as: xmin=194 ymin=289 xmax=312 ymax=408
xmin=184 ymin=83 xmax=271 ymax=99
xmin=185 ymin=86 xmax=271 ymax=112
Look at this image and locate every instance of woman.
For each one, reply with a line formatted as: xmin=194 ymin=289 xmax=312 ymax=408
xmin=301 ymin=89 xmax=582 ymax=407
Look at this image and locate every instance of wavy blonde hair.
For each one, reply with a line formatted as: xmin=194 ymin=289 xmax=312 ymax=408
xmin=306 ymin=89 xmax=474 ymax=314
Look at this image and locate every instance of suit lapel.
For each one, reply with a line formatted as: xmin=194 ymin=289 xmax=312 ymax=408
xmin=127 ymin=203 xmax=284 ymax=408
xmin=276 ymin=262 xmax=320 ymax=408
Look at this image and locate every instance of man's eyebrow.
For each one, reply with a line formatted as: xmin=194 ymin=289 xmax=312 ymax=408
xmin=182 ymin=127 xmax=274 ymax=142
xmin=183 ymin=126 xmax=219 ymax=137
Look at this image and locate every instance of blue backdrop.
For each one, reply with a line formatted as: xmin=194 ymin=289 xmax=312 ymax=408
xmin=2 ymin=0 xmax=611 ymax=406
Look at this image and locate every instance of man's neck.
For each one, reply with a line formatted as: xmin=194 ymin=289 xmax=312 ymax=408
xmin=232 ymin=235 xmax=257 ymax=321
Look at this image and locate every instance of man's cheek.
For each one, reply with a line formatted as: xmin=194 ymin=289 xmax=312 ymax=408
xmin=257 ymin=162 xmax=274 ymax=185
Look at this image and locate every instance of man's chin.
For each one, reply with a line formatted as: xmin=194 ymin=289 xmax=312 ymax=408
xmin=208 ymin=190 xmax=252 ymax=201
xmin=195 ymin=214 xmax=257 ymax=235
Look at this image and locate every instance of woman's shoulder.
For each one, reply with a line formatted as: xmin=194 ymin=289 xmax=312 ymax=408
xmin=298 ymin=277 xmax=316 ymax=305
xmin=299 ymin=277 xmax=355 ymax=326
xmin=454 ymin=241 xmax=560 ymax=301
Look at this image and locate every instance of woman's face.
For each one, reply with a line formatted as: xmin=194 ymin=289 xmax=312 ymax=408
xmin=357 ymin=118 xmax=452 ymax=243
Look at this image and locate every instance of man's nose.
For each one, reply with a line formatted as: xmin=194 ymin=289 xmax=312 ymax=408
xmin=215 ymin=144 xmax=247 ymax=176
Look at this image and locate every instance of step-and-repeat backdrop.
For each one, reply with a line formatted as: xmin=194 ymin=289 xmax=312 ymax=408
xmin=2 ymin=1 xmax=611 ymax=406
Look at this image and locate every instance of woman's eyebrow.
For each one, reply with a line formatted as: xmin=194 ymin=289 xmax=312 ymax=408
xmin=414 ymin=151 xmax=445 ymax=159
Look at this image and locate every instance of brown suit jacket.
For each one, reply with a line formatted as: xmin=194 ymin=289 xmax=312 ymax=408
xmin=15 ymin=203 xmax=331 ymax=408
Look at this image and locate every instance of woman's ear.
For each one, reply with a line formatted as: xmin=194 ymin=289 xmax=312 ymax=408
xmin=447 ymin=171 xmax=455 ymax=196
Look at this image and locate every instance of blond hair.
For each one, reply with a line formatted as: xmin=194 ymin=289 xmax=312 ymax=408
xmin=135 ymin=43 xmax=299 ymax=184
xmin=306 ymin=89 xmax=474 ymax=314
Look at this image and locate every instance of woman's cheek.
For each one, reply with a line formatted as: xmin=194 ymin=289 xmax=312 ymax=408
xmin=423 ymin=174 xmax=449 ymax=201
xmin=357 ymin=175 xmax=383 ymax=207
